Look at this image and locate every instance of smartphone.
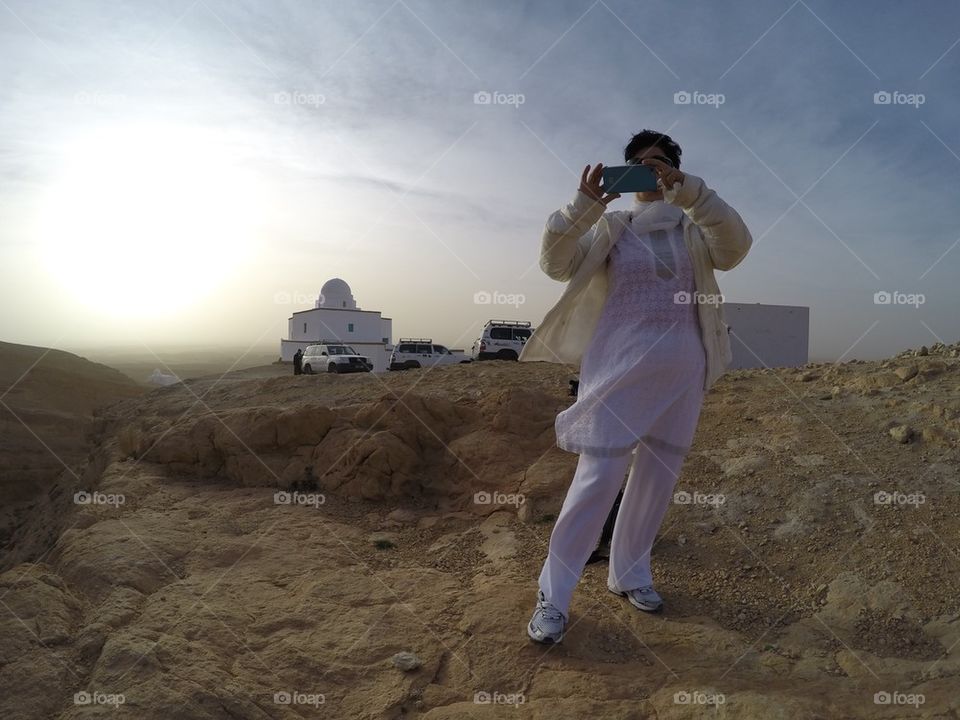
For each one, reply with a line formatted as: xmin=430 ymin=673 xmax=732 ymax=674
xmin=601 ymin=164 xmax=658 ymax=193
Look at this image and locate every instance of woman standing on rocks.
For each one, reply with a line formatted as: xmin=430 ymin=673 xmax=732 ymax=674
xmin=518 ymin=130 xmax=752 ymax=644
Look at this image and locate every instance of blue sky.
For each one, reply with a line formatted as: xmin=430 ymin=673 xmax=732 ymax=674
xmin=1 ymin=0 xmax=959 ymax=360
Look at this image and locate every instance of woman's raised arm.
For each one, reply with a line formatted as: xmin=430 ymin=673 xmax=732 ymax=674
xmin=539 ymin=164 xmax=619 ymax=282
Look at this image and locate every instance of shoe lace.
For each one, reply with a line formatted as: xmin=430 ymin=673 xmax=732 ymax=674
xmin=537 ymin=601 xmax=563 ymax=622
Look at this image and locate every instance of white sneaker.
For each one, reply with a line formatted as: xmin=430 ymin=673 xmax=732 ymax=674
xmin=609 ymin=583 xmax=663 ymax=613
xmin=527 ymin=590 xmax=566 ymax=644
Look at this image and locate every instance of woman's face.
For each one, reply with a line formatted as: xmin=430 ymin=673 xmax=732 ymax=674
xmin=629 ymin=145 xmax=671 ymax=202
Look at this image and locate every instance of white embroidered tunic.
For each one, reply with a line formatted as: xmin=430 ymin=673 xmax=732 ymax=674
xmin=555 ymin=199 xmax=707 ymax=457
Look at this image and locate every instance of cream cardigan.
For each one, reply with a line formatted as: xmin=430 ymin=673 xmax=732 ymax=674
xmin=518 ymin=172 xmax=752 ymax=391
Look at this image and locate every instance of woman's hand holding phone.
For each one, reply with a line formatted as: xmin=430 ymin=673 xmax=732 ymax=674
xmin=641 ymin=157 xmax=685 ymax=190
xmin=578 ymin=164 xmax=621 ymax=206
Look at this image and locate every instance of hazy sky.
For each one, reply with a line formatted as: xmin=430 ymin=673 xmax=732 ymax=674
xmin=1 ymin=0 xmax=959 ymax=361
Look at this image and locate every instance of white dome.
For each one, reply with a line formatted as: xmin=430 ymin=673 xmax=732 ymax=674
xmin=316 ymin=277 xmax=357 ymax=309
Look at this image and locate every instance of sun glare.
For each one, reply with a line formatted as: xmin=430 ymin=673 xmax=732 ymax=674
xmin=38 ymin=125 xmax=259 ymax=317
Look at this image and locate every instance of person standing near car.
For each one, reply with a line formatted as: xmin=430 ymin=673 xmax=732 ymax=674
xmin=519 ymin=130 xmax=752 ymax=644
xmin=293 ymin=348 xmax=303 ymax=375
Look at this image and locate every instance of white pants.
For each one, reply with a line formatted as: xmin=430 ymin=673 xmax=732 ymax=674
xmin=538 ymin=441 xmax=685 ymax=618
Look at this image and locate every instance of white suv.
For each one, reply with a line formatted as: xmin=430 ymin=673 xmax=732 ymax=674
xmin=390 ymin=338 xmax=472 ymax=370
xmin=471 ymin=320 xmax=533 ymax=361
xmin=302 ymin=343 xmax=372 ymax=374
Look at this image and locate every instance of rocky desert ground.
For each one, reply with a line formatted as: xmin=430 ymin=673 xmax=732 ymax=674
xmin=2 ymin=339 xmax=959 ymax=719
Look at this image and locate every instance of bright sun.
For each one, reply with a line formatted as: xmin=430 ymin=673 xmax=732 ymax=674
xmin=38 ymin=124 xmax=259 ymax=318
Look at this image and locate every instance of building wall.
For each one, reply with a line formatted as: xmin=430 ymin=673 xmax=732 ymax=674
xmin=288 ymin=308 xmax=386 ymax=344
xmin=380 ymin=317 xmax=393 ymax=349
xmin=724 ymin=303 xmax=809 ymax=369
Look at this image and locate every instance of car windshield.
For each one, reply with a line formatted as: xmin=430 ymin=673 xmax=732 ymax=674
xmin=327 ymin=345 xmax=356 ymax=355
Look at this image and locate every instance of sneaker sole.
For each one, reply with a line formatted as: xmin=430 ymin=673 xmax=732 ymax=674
xmin=527 ymin=620 xmax=564 ymax=645
xmin=608 ymin=586 xmax=664 ymax=613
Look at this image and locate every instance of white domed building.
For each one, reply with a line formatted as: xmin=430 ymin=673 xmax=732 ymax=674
xmin=281 ymin=278 xmax=393 ymax=371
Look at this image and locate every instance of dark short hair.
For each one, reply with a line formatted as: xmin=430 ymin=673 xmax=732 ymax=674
xmin=623 ymin=130 xmax=682 ymax=168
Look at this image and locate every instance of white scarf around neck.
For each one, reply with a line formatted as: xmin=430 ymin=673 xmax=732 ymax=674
xmin=627 ymin=198 xmax=683 ymax=235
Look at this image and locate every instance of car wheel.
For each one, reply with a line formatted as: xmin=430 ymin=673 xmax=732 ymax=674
xmin=406 ymin=361 xmax=421 ymax=369
xmin=497 ymin=349 xmax=518 ymax=361
xmin=328 ymin=363 xmax=339 ymax=373
xmin=303 ymin=364 xmax=312 ymax=374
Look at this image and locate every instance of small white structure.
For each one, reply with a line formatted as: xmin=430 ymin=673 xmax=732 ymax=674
xmin=725 ymin=303 xmax=809 ymax=369
xmin=147 ymin=368 xmax=180 ymax=386
xmin=280 ymin=278 xmax=393 ymax=372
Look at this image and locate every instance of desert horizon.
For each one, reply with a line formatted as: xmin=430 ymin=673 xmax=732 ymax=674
xmin=0 ymin=338 xmax=912 ymax=388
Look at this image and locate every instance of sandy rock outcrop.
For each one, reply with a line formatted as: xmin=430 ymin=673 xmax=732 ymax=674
xmin=2 ymin=345 xmax=959 ymax=718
